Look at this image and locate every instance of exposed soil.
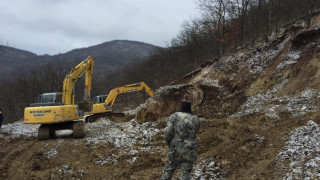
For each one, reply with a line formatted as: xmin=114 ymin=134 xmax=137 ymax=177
xmin=1 ymin=111 xmax=319 ymax=179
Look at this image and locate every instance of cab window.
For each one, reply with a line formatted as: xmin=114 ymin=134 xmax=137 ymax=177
xmin=38 ymin=94 xmax=55 ymax=103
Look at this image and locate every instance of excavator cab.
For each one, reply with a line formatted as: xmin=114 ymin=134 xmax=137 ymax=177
xmin=37 ymin=92 xmax=62 ymax=103
xmin=93 ymin=95 xmax=108 ymax=104
xmin=30 ymin=92 xmax=64 ymax=107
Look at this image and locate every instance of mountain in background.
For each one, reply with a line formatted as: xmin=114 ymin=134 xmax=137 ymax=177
xmin=0 ymin=40 xmax=160 ymax=80
xmin=0 ymin=45 xmax=37 ymax=59
xmin=54 ymin=40 xmax=160 ymax=70
xmin=0 ymin=45 xmax=38 ymax=73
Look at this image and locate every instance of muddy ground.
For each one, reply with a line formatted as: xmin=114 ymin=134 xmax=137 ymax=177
xmin=0 ymin=110 xmax=319 ymax=179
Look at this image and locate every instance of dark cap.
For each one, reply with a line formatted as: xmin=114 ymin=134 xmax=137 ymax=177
xmin=180 ymin=100 xmax=192 ymax=113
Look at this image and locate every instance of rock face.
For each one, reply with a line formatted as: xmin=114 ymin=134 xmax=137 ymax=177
xmin=311 ymin=13 xmax=320 ymax=27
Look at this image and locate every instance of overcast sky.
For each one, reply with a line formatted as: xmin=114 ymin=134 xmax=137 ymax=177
xmin=0 ymin=0 xmax=199 ymax=55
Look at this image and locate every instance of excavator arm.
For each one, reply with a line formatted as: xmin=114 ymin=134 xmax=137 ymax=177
xmin=62 ymin=56 xmax=94 ymax=106
xmin=104 ymin=82 xmax=154 ymax=107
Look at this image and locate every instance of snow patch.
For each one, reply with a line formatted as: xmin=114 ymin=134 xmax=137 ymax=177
xmin=189 ymin=66 xmax=222 ymax=87
xmin=276 ymin=120 xmax=320 ymax=179
xmin=123 ymin=103 xmax=146 ymax=116
xmin=231 ymin=89 xmax=320 ymax=119
xmin=242 ymin=47 xmax=278 ymax=74
xmin=96 ymin=154 xmax=119 ymax=166
xmin=50 ymin=164 xmax=85 ymax=179
xmin=286 ymin=51 xmax=301 ymax=60
xmin=192 ymin=158 xmax=226 ymax=179
xmin=271 ymin=79 xmax=288 ymax=94
xmin=155 ymin=84 xmax=188 ymax=94
xmin=85 ymin=119 xmax=161 ymax=147
xmin=44 ymin=149 xmax=58 ymax=158
xmin=277 ymin=51 xmax=301 ymax=69
xmin=0 ymin=122 xmax=39 ymax=139
xmin=200 ymin=78 xmax=221 ymax=87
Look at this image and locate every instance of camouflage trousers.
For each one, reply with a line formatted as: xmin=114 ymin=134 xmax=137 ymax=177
xmin=161 ymin=149 xmax=194 ymax=180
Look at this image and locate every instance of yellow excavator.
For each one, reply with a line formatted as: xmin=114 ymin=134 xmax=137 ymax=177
xmin=24 ymin=56 xmax=94 ymax=140
xmin=85 ymin=82 xmax=154 ymax=122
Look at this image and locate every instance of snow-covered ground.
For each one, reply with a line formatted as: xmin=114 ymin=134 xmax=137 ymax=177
xmin=276 ymin=120 xmax=320 ymax=179
xmin=0 ymin=118 xmax=162 ymax=146
xmin=50 ymin=164 xmax=85 ymax=179
xmin=192 ymin=158 xmax=225 ymax=180
xmin=85 ymin=118 xmax=161 ymax=147
xmin=0 ymin=121 xmax=39 ymax=139
xmin=191 ymin=66 xmax=222 ymax=87
xmin=0 ymin=117 xmax=224 ymax=179
xmin=230 ymin=88 xmax=320 ymax=119
xmin=1 ymin=110 xmax=319 ymax=179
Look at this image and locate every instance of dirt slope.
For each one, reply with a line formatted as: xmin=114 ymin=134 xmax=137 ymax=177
xmin=1 ymin=14 xmax=320 ymax=179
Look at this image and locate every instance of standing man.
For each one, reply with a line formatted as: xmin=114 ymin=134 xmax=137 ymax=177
xmin=0 ymin=107 xmax=3 ymax=130
xmin=161 ymin=100 xmax=200 ymax=180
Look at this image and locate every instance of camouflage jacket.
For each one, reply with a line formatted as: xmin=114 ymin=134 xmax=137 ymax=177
xmin=164 ymin=112 xmax=200 ymax=162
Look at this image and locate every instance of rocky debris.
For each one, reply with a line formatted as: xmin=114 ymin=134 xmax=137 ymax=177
xmin=44 ymin=148 xmax=58 ymax=159
xmin=231 ymin=89 xmax=320 ymax=119
xmin=43 ymin=139 xmax=64 ymax=159
xmin=192 ymin=158 xmax=226 ymax=180
xmin=276 ymin=120 xmax=320 ymax=179
xmin=277 ymin=51 xmax=301 ymax=70
xmin=50 ymin=164 xmax=85 ymax=180
xmin=311 ymin=13 xmax=320 ymax=27
xmin=85 ymin=118 xmax=161 ymax=147
xmin=95 ymin=154 xmax=119 ymax=166
xmin=135 ymin=84 xmax=193 ymax=123
xmin=0 ymin=121 xmax=39 ymax=139
xmin=189 ymin=65 xmax=223 ymax=87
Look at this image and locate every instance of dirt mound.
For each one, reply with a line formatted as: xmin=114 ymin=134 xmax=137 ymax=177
xmin=136 ymin=82 xmax=246 ymax=123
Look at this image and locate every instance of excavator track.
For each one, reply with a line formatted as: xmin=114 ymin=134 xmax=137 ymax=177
xmin=38 ymin=124 xmax=55 ymax=140
xmin=73 ymin=121 xmax=85 ymax=138
xmin=38 ymin=121 xmax=85 ymax=140
xmin=85 ymin=112 xmax=126 ymax=123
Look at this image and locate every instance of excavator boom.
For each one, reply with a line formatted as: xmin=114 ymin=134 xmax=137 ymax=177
xmin=62 ymin=56 xmax=94 ymax=105
xmin=104 ymin=82 xmax=154 ymax=107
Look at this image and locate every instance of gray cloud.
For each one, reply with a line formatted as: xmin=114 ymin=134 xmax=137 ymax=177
xmin=0 ymin=0 xmax=198 ymax=55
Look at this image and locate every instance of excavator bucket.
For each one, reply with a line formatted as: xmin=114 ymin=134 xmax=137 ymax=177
xmin=78 ymin=98 xmax=93 ymax=112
